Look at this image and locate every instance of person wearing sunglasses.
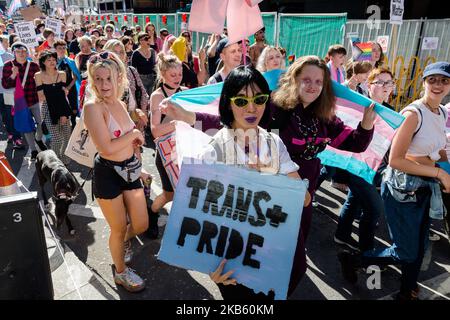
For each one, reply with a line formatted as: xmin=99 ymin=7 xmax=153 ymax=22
xmin=104 ymin=24 xmax=115 ymax=40
xmin=163 ymin=56 xmax=376 ymax=298
xmin=193 ymin=66 xmax=309 ymax=299
xmin=131 ymin=32 xmax=157 ymax=96
xmin=339 ymin=62 xmax=450 ymax=300
xmin=84 ymin=51 xmax=147 ymax=293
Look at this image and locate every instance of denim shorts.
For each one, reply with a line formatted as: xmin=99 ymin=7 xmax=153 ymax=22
xmin=93 ymin=155 xmax=143 ymax=199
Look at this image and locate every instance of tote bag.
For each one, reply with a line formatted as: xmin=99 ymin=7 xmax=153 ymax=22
xmin=64 ymin=110 xmax=97 ymax=168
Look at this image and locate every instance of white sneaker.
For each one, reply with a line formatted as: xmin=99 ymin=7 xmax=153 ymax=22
xmin=113 ymin=266 xmax=145 ymax=292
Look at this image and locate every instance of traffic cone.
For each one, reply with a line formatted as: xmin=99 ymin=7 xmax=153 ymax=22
xmin=0 ymin=151 xmax=21 ymax=196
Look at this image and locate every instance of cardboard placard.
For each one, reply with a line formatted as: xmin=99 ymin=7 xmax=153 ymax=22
xmin=15 ymin=21 xmax=39 ymax=49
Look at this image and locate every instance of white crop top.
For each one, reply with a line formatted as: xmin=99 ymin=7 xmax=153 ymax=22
xmin=401 ymin=100 xmax=448 ymax=161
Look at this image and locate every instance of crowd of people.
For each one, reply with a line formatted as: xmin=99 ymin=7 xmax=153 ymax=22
xmin=1 ymin=16 xmax=450 ymax=300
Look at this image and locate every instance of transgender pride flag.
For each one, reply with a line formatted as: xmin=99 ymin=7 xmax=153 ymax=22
xmin=169 ymin=72 xmax=404 ymax=184
xmin=318 ymin=81 xmax=404 ymax=183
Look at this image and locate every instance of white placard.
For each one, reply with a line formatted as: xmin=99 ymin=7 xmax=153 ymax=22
xmin=377 ymin=35 xmax=390 ymax=53
xmin=15 ymin=22 xmax=39 ymax=49
xmin=45 ymin=17 xmax=62 ymax=39
xmin=390 ymin=0 xmax=404 ymax=25
xmin=421 ymin=37 xmax=439 ymax=50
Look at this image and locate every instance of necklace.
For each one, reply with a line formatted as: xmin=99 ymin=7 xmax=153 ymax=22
xmin=423 ymin=100 xmax=440 ymax=114
xmin=293 ymin=109 xmax=330 ymax=160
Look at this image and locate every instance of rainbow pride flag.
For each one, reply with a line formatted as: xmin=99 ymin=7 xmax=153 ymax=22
xmin=288 ymin=55 xmax=296 ymax=65
xmin=352 ymin=38 xmax=373 ymax=62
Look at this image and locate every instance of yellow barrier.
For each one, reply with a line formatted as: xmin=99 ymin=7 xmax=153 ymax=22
xmin=388 ymin=55 xmax=436 ymax=111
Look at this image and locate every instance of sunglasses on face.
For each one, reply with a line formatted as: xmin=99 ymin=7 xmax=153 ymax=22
xmin=161 ymin=32 xmax=169 ymax=37
xmin=141 ymin=37 xmax=150 ymax=42
xmin=230 ymin=94 xmax=269 ymax=108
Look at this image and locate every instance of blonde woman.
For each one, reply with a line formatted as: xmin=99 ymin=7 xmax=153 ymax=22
xmin=104 ymin=39 xmax=149 ymax=132
xmin=255 ymin=46 xmax=285 ymax=73
xmin=84 ymin=51 xmax=148 ymax=292
xmin=148 ymin=53 xmax=188 ymax=239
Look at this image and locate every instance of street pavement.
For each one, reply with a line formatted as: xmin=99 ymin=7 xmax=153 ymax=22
xmin=1 ymin=127 xmax=450 ymax=301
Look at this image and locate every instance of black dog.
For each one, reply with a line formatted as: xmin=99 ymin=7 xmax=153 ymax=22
xmin=35 ymin=150 xmax=80 ymax=235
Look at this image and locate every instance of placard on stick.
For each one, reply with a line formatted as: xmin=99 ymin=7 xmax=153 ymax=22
xmin=15 ymin=22 xmax=39 ymax=49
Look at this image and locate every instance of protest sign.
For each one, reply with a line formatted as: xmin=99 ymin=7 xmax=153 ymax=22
xmin=15 ymin=21 xmax=39 ymax=49
xmin=19 ymin=5 xmax=43 ymax=22
xmin=390 ymin=0 xmax=404 ymax=25
xmin=158 ymin=159 xmax=307 ymax=299
xmin=155 ymin=123 xmax=213 ymax=190
xmin=45 ymin=17 xmax=62 ymax=39
xmin=154 ymin=131 xmax=179 ymax=189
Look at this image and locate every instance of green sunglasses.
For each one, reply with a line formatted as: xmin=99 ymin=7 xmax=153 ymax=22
xmin=229 ymin=94 xmax=269 ymax=108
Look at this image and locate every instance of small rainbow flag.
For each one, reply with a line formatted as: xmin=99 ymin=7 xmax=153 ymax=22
xmin=288 ymin=54 xmax=295 ymax=65
xmin=352 ymin=38 xmax=372 ymax=61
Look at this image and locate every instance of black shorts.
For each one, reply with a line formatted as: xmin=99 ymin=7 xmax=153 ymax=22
xmin=155 ymin=151 xmax=174 ymax=192
xmin=93 ymin=155 xmax=143 ymax=199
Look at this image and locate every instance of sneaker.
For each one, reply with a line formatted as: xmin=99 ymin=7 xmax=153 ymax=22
xmin=35 ymin=139 xmax=47 ymax=151
xmin=334 ymin=235 xmax=360 ymax=251
xmin=337 ymin=250 xmax=358 ymax=284
xmin=13 ymin=138 xmax=25 ymax=149
xmin=30 ymin=150 xmax=38 ymax=161
xmin=124 ymin=240 xmax=133 ymax=265
xmin=429 ymin=232 xmax=440 ymax=241
xmin=113 ymin=266 xmax=145 ymax=293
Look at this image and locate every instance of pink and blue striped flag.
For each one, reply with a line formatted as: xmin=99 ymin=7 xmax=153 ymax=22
xmin=7 ymin=0 xmax=24 ymax=17
xmin=169 ymin=72 xmax=405 ymax=183
xmin=13 ymin=76 xmax=36 ymax=133
xmin=318 ymin=81 xmax=404 ymax=183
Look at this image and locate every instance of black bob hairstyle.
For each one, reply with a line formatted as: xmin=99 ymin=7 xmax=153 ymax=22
xmin=38 ymin=50 xmax=58 ymax=71
xmin=219 ymin=66 xmax=271 ymax=128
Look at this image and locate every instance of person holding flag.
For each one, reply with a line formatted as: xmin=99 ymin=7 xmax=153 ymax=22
xmin=1 ymin=42 xmax=47 ymax=160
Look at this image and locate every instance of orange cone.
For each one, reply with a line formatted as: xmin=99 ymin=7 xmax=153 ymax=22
xmin=0 ymin=151 xmax=21 ymax=196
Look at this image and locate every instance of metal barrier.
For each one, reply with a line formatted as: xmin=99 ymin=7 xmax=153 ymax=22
xmin=85 ymin=13 xmax=449 ymax=107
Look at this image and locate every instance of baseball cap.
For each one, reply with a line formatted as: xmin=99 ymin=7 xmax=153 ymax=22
xmin=216 ymin=37 xmax=231 ymax=55
xmin=423 ymin=61 xmax=450 ymax=79
xmin=11 ymin=42 xmax=29 ymax=52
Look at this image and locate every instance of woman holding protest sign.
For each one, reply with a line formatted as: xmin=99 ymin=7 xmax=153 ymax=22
xmin=198 ymin=65 xmax=311 ymax=300
xmin=162 ymin=56 xmax=376 ymax=297
xmin=84 ymin=51 xmax=148 ymax=293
